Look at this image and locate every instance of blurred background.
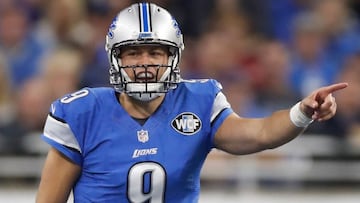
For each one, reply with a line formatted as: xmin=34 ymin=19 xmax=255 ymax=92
xmin=1 ymin=0 xmax=360 ymax=202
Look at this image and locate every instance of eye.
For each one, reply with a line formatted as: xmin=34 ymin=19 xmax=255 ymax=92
xmin=127 ymin=51 xmax=137 ymax=56
xmin=121 ymin=49 xmax=138 ymax=58
xmin=150 ymin=49 xmax=167 ymax=57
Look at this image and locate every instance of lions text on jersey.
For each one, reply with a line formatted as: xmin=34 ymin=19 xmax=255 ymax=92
xmin=41 ymin=79 xmax=232 ymax=202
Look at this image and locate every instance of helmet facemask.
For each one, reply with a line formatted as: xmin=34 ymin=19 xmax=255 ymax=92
xmin=109 ymin=43 xmax=181 ymax=101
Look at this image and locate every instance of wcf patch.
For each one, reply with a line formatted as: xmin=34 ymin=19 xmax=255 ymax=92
xmin=171 ymin=112 xmax=201 ymax=135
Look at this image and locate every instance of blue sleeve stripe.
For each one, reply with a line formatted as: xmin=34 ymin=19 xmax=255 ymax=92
xmin=41 ymin=134 xmax=83 ymax=166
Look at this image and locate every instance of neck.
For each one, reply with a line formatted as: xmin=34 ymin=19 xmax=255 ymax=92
xmin=119 ymin=93 xmax=164 ymax=119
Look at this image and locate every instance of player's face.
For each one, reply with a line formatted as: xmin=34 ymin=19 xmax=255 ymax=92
xmin=119 ymin=45 xmax=169 ymax=82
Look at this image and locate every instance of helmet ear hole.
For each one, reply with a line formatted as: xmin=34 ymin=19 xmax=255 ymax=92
xmin=112 ymin=46 xmax=122 ymax=58
xmin=168 ymin=46 xmax=177 ymax=56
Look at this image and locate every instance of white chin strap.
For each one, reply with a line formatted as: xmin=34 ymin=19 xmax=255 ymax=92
xmin=128 ymin=92 xmax=164 ymax=101
xmin=126 ymin=83 xmax=165 ymax=101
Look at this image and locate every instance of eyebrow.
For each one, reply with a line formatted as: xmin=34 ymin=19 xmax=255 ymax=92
xmin=121 ymin=46 xmax=169 ymax=53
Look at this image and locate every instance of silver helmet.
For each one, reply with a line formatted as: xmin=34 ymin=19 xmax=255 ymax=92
xmin=105 ymin=3 xmax=185 ymax=101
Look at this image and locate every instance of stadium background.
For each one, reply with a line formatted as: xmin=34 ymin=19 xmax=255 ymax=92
xmin=1 ymin=0 xmax=360 ymax=202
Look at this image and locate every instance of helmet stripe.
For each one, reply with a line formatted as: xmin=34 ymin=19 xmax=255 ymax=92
xmin=140 ymin=3 xmax=151 ymax=32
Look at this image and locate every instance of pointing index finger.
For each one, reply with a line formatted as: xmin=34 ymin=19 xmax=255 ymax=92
xmin=317 ymin=82 xmax=348 ymax=99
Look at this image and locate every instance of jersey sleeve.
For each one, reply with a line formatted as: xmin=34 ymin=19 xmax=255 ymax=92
xmin=41 ymin=88 xmax=95 ymax=166
xmin=42 ymin=112 xmax=83 ymax=165
xmin=208 ymin=79 xmax=233 ymax=144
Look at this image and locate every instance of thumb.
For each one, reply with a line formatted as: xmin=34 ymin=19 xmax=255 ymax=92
xmin=299 ymin=97 xmax=319 ymax=118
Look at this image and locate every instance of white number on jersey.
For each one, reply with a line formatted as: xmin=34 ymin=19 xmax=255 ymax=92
xmin=128 ymin=162 xmax=166 ymax=203
xmin=60 ymin=89 xmax=89 ymax=103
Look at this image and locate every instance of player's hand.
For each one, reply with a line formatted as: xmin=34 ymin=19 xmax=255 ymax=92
xmin=300 ymin=83 xmax=348 ymax=122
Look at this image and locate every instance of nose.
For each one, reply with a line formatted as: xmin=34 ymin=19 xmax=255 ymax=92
xmin=137 ymin=52 xmax=152 ymax=65
xmin=133 ymin=52 xmax=156 ymax=76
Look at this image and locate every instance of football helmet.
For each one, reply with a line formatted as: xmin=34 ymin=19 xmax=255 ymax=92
xmin=105 ymin=3 xmax=184 ymax=101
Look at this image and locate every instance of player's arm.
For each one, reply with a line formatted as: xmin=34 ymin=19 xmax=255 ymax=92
xmin=36 ymin=147 xmax=81 ymax=203
xmin=214 ymin=83 xmax=348 ymax=155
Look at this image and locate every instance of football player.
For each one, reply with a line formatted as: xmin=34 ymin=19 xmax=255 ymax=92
xmin=36 ymin=2 xmax=347 ymax=203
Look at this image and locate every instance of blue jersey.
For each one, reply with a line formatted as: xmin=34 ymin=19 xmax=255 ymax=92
xmin=41 ymin=79 xmax=233 ymax=203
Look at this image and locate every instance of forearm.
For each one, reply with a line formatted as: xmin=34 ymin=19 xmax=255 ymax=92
xmin=260 ymin=109 xmax=307 ymax=149
xmin=214 ymin=109 xmax=308 ymax=155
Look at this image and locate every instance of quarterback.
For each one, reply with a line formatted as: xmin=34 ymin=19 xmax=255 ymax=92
xmin=36 ymin=2 xmax=347 ymax=203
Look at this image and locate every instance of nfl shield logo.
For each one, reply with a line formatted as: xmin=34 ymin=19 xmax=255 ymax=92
xmin=137 ymin=130 xmax=149 ymax=143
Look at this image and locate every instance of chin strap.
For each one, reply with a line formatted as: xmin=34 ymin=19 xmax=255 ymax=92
xmin=128 ymin=92 xmax=164 ymax=101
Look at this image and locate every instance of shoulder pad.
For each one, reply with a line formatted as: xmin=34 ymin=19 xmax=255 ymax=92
xmin=49 ymin=88 xmax=99 ymax=121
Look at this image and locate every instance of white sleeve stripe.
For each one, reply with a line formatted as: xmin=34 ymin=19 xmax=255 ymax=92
xmin=43 ymin=115 xmax=82 ymax=153
xmin=211 ymin=92 xmax=231 ymax=122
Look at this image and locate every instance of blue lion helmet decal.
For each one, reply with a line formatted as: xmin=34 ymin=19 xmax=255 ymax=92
xmin=171 ymin=16 xmax=182 ymax=38
xmin=107 ymin=16 xmax=118 ymax=39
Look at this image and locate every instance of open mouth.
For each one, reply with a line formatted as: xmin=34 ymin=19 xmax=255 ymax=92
xmin=135 ymin=71 xmax=155 ymax=82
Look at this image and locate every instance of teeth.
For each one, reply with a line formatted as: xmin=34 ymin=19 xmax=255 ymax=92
xmin=137 ymin=72 xmax=154 ymax=79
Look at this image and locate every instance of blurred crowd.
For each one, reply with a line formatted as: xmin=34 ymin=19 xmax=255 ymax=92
xmin=1 ymin=0 xmax=360 ymax=155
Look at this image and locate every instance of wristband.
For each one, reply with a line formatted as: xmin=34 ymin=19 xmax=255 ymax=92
xmin=289 ymin=102 xmax=314 ymax=127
